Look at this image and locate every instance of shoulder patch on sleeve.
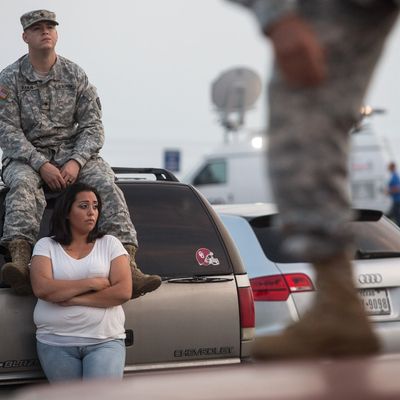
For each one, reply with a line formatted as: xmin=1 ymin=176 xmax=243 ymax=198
xmin=0 ymin=86 xmax=9 ymax=100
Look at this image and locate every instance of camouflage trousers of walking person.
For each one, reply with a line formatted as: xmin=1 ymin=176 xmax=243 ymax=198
xmin=251 ymin=0 xmax=399 ymax=359
xmin=267 ymin=0 xmax=399 ymax=261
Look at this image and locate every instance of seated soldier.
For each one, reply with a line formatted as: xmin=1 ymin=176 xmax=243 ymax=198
xmin=0 ymin=10 xmax=161 ymax=297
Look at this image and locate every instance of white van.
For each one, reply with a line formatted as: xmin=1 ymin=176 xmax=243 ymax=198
xmin=185 ymin=125 xmax=391 ymax=212
xmin=349 ymin=123 xmax=391 ymax=212
xmin=185 ymin=139 xmax=271 ymax=205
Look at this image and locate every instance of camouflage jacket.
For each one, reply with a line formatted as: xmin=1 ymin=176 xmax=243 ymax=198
xmin=0 ymin=54 xmax=104 ymax=172
xmin=227 ymin=0 xmax=399 ymax=32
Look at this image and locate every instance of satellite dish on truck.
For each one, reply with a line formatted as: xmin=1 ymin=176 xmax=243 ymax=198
xmin=211 ymin=67 xmax=262 ymax=136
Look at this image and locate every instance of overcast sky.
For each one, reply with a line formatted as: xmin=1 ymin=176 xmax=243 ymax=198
xmin=2 ymin=1 xmax=400 ymax=177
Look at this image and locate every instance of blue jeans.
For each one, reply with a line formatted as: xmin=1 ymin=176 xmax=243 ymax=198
xmin=36 ymin=339 xmax=126 ymax=382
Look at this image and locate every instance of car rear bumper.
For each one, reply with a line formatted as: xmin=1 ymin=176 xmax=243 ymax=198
xmin=373 ymin=320 xmax=400 ymax=353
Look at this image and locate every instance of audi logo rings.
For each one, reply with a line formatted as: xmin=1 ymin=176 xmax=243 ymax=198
xmin=358 ymin=273 xmax=383 ymax=284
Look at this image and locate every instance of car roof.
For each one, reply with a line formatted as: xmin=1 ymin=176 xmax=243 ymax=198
xmin=213 ymin=203 xmax=277 ymax=218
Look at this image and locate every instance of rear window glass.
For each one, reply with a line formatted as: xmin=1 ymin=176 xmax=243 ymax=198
xmin=352 ymin=218 xmax=400 ymax=254
xmin=120 ymin=183 xmax=232 ymax=277
xmin=250 ymin=212 xmax=400 ymax=263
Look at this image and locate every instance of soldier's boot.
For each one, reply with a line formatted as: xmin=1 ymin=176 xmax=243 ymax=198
xmin=124 ymin=245 xmax=162 ymax=299
xmin=0 ymin=239 xmax=32 ymax=296
xmin=252 ymin=251 xmax=380 ymax=359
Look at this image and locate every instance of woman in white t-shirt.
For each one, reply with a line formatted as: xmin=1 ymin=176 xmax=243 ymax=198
xmin=30 ymin=182 xmax=132 ymax=382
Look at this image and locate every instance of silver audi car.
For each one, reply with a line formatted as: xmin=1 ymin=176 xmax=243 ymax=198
xmin=214 ymin=203 xmax=400 ymax=353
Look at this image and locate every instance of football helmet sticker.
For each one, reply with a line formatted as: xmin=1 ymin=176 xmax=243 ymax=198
xmin=195 ymin=248 xmax=220 ymax=266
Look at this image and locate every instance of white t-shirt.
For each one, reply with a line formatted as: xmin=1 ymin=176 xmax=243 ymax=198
xmin=32 ymin=235 xmax=128 ymax=342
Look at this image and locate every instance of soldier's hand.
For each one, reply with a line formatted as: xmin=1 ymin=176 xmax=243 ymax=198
xmin=267 ymin=14 xmax=327 ymax=87
xmin=60 ymin=159 xmax=81 ymax=186
xmin=39 ymin=162 xmax=66 ymax=191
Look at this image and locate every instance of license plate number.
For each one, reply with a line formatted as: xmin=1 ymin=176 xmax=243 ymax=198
xmin=359 ymin=289 xmax=390 ymax=315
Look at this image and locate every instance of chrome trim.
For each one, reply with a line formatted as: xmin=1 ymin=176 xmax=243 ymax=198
xmin=242 ymin=327 xmax=255 ymax=341
xmin=235 ymin=274 xmax=250 ymax=287
xmin=358 ymin=273 xmax=383 ymax=285
xmin=0 ymin=371 xmax=44 ymax=386
xmin=124 ymin=358 xmax=241 ymax=373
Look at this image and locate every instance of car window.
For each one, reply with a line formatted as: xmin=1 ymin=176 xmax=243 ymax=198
xmin=193 ymin=160 xmax=226 ymax=186
xmin=352 ymin=217 xmax=400 ymax=252
xmin=249 ymin=212 xmax=400 ymax=263
xmin=121 ymin=183 xmax=232 ymax=277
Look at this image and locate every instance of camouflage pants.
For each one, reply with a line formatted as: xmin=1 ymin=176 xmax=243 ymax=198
xmin=267 ymin=0 xmax=399 ymax=261
xmin=0 ymin=157 xmax=138 ymax=246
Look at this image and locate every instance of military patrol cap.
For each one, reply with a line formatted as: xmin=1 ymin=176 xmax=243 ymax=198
xmin=20 ymin=10 xmax=59 ymax=30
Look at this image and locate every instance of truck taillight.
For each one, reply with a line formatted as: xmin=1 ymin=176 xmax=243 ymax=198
xmin=250 ymin=273 xmax=314 ymax=301
xmin=238 ymin=286 xmax=255 ymax=329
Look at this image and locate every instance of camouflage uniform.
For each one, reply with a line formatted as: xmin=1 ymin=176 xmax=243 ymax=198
xmin=0 ymin=54 xmax=137 ymax=246
xmin=229 ymin=0 xmax=399 ymax=261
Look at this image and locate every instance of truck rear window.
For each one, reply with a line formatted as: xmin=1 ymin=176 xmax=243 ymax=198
xmin=120 ymin=183 xmax=232 ymax=277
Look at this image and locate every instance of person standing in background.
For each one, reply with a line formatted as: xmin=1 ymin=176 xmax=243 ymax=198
xmin=387 ymin=161 xmax=400 ymax=225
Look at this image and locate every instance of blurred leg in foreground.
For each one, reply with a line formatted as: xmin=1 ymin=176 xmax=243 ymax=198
xmin=229 ymin=0 xmax=399 ymax=358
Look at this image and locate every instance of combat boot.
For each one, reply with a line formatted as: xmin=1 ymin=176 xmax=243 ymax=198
xmin=252 ymin=251 xmax=380 ymax=359
xmin=0 ymin=239 xmax=32 ymax=295
xmin=124 ymin=244 xmax=162 ymax=299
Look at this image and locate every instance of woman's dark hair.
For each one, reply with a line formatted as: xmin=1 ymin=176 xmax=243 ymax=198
xmin=50 ymin=182 xmax=105 ymax=245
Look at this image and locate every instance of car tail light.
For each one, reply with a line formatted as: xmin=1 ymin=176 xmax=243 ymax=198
xmin=250 ymin=273 xmax=314 ymax=301
xmin=238 ymin=286 xmax=255 ymax=329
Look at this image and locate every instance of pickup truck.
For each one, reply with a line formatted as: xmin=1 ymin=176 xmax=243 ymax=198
xmin=0 ymin=168 xmax=254 ymax=385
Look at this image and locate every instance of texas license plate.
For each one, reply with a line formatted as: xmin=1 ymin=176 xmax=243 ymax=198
xmin=359 ymin=289 xmax=391 ymax=315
